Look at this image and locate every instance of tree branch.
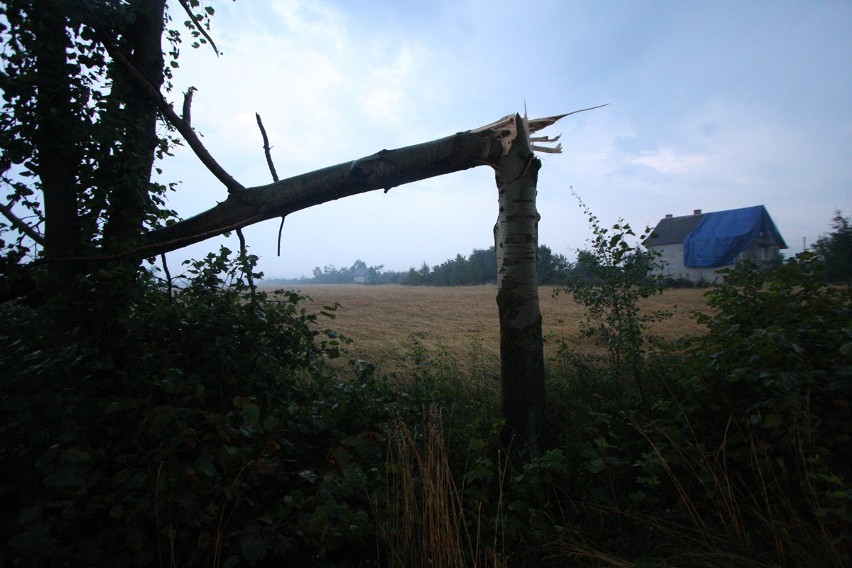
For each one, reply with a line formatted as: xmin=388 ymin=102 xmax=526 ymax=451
xmin=0 ymin=200 xmax=44 ymax=245
xmin=255 ymin=112 xmax=284 ymax=254
xmin=79 ymin=0 xmax=243 ymax=193
xmin=255 ymin=113 xmax=280 ymax=182
xmin=182 ymin=86 xmax=196 ymax=125
xmin=177 ymin=0 xmax=220 ymax=56
xmin=145 ymin=124 xmax=508 ymax=254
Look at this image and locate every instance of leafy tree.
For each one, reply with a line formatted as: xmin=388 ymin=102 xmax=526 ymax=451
xmin=812 ymin=210 xmax=852 ymax=282
xmin=537 ymin=244 xmax=570 ymax=284
xmin=0 ymin=0 xmax=217 ymax=338
xmin=0 ymin=1 xmax=568 ymax=319
xmin=469 ymin=246 xmax=498 ymax=283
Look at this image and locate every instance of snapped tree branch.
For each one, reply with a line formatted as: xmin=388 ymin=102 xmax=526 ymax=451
xmin=59 ymin=107 xmax=605 ymax=262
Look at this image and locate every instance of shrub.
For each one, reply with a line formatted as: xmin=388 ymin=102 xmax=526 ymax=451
xmin=559 ymin=194 xmax=669 ymax=402
xmin=637 ymin=253 xmax=851 ymax=565
xmin=0 ymin=249 xmax=394 ymax=566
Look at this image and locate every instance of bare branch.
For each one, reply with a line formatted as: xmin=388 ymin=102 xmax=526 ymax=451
xmin=0 ymin=200 xmax=44 ymax=245
xmin=277 ymin=217 xmax=285 ymax=256
xmin=182 ymin=86 xmax=196 ymax=126
xmin=255 ymin=113 xmax=279 ymax=182
xmin=255 ymin=112 xmax=283 ymax=254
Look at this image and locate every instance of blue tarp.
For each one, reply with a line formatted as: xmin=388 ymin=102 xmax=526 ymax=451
xmin=683 ymin=206 xmax=783 ymax=267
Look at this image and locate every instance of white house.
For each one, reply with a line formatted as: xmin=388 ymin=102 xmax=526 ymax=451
xmin=352 ymin=266 xmax=370 ymax=284
xmin=645 ymin=205 xmax=787 ymax=283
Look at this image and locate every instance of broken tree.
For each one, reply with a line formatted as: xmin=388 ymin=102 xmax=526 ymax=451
xmin=1 ymin=0 xmax=603 ymax=453
xmin=142 ymin=109 xmax=578 ymax=449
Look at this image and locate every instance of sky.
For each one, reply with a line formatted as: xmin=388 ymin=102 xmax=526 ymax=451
xmin=158 ymin=0 xmax=852 ymax=279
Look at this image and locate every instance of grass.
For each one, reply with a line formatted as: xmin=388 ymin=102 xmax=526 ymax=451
xmin=261 ymin=284 xmax=709 ymax=375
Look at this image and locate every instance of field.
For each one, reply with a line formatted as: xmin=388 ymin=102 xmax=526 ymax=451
xmin=261 ymin=284 xmax=711 ymax=375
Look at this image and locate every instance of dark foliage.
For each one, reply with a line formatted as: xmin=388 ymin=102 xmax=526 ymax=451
xmin=403 ymin=244 xmax=570 ymax=286
xmin=2 ymin=251 xmax=849 ymax=567
xmin=1 ymin=250 xmax=390 ymax=566
xmin=812 ymin=210 xmax=852 ymax=282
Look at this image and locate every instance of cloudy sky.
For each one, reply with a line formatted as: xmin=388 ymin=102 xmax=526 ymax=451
xmin=160 ymin=0 xmax=852 ymax=279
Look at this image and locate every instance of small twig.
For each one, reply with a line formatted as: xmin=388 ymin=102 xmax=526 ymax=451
xmin=255 ymin=112 xmax=285 ymax=255
xmin=177 ymin=0 xmax=220 ymax=56
xmin=182 ymin=86 xmax=196 ymax=126
xmin=160 ymin=253 xmax=172 ymax=300
xmin=277 ymin=217 xmax=285 ymax=257
xmin=254 ymin=113 xmax=279 ymax=183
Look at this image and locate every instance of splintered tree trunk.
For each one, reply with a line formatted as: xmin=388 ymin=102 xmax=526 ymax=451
xmin=494 ymin=115 xmax=546 ymax=450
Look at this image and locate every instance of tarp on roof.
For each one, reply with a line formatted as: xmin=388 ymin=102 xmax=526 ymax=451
xmin=683 ymin=206 xmax=785 ymax=267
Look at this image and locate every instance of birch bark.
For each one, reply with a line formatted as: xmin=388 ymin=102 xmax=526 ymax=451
xmin=494 ymin=114 xmax=547 ymax=449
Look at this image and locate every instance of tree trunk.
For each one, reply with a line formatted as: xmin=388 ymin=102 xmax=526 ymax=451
xmin=92 ymin=0 xmax=167 ymax=356
xmin=34 ymin=7 xmax=81 ymax=300
xmin=494 ymin=115 xmax=546 ymax=450
xmin=101 ymin=0 xmax=166 ymax=253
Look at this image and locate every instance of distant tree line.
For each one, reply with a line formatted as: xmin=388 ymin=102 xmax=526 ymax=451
xmin=266 ymin=245 xmax=571 ymax=286
xmin=403 ymin=245 xmax=570 ymax=286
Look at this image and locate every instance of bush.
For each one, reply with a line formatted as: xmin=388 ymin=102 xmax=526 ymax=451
xmin=3 ymin=247 xmax=848 ymax=566
xmin=558 ymin=195 xmax=669 ymax=402
xmin=635 ymin=253 xmax=851 ymax=565
xmin=0 ymin=250 xmax=395 ymax=566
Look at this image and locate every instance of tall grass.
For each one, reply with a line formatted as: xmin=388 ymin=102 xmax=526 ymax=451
xmin=631 ymin=409 xmax=848 ymax=567
xmin=379 ymin=405 xmax=506 ymax=568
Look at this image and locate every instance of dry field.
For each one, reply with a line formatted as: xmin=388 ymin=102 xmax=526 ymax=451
xmin=260 ymin=284 xmax=711 ymax=376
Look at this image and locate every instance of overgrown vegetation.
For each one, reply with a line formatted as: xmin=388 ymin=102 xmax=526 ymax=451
xmin=3 ymin=241 xmax=849 ymax=566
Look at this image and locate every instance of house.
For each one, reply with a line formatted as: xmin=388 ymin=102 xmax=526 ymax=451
xmin=645 ymin=205 xmax=787 ymax=283
xmin=352 ymin=266 xmax=370 ymax=284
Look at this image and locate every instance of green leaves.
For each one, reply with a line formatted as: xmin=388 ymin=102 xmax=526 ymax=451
xmin=561 ymin=192 xmax=669 ymax=399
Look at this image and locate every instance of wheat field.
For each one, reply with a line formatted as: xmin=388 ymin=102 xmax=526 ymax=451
xmin=261 ymin=284 xmax=711 ymax=376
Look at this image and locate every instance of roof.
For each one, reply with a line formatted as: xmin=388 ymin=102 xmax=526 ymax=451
xmin=646 ymin=205 xmax=788 ymax=268
xmin=645 ymin=213 xmax=705 ymax=246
